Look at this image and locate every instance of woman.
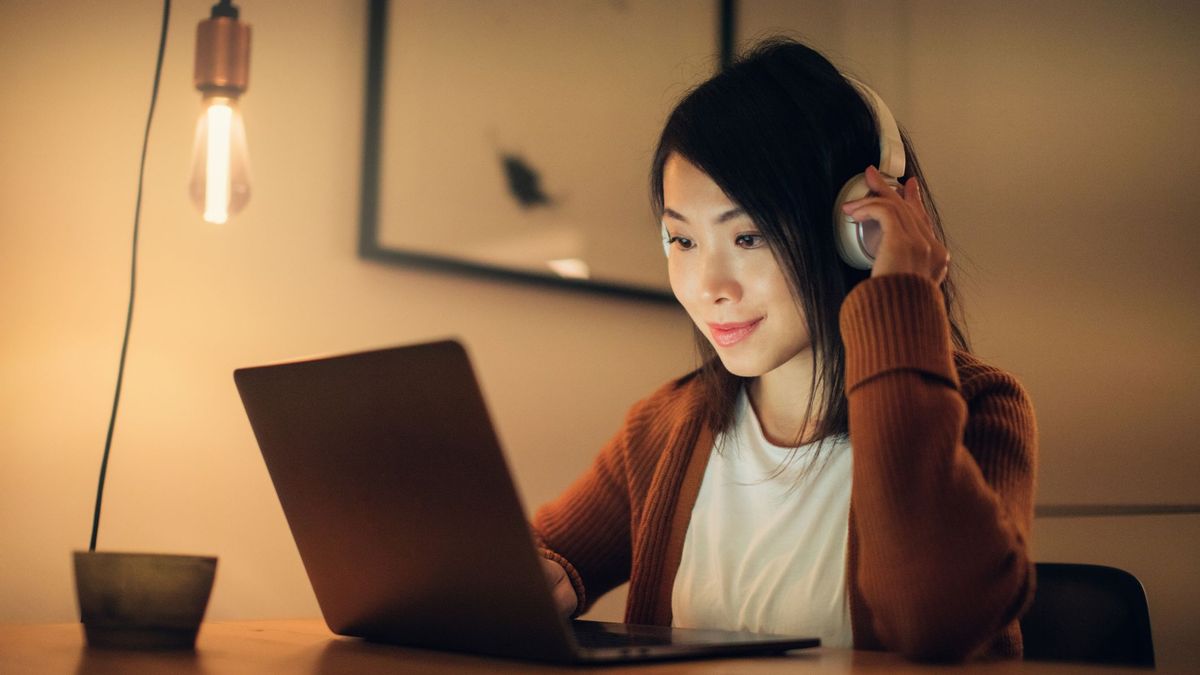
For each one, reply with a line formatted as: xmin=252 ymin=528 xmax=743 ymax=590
xmin=533 ymin=37 xmax=1037 ymax=662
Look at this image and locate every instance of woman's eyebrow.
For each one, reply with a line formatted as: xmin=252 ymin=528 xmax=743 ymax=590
xmin=662 ymin=206 xmax=746 ymax=224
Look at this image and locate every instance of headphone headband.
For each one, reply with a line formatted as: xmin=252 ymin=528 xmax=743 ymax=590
xmin=831 ymin=78 xmax=908 ymax=269
xmin=846 ymin=78 xmax=905 ymax=180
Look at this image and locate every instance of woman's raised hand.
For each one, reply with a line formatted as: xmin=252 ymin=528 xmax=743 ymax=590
xmin=841 ymin=165 xmax=950 ymax=284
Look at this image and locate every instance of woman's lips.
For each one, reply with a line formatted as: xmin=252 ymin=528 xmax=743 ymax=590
xmin=707 ymin=319 xmax=762 ymax=347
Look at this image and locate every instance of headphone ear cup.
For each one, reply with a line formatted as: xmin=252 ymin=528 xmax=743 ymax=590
xmin=833 ymin=174 xmax=875 ymax=270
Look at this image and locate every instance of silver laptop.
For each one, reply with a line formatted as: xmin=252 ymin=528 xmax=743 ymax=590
xmin=233 ymin=339 xmax=819 ymax=663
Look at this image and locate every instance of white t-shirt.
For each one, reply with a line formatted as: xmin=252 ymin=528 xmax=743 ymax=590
xmin=671 ymin=388 xmax=854 ymax=648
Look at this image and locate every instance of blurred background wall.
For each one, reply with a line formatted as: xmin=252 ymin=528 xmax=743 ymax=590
xmin=1 ymin=0 xmax=1195 ymax=669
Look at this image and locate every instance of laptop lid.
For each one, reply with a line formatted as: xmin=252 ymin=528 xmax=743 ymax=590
xmin=234 ymin=340 xmax=818 ymax=663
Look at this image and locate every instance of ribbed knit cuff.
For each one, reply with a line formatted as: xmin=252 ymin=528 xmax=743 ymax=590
xmin=840 ymin=274 xmax=959 ymax=392
xmin=538 ymin=548 xmax=588 ymax=617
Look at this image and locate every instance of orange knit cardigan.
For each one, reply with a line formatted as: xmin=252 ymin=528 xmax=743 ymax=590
xmin=532 ymin=274 xmax=1038 ymax=662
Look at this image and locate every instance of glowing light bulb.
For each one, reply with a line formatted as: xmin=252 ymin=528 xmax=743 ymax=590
xmin=189 ymin=96 xmax=250 ymax=224
xmin=191 ymin=1 xmax=251 ymax=224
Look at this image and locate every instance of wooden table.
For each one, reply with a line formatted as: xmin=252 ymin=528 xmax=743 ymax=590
xmin=0 ymin=619 xmax=1166 ymax=674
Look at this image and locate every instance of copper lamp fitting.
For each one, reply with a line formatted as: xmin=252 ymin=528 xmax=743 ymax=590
xmin=194 ymin=14 xmax=251 ymax=97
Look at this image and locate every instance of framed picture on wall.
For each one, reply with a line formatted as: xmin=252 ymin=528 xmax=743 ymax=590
xmin=359 ymin=0 xmax=735 ymax=301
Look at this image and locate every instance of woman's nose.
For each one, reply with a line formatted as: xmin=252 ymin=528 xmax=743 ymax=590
xmin=698 ymin=250 xmax=742 ymax=304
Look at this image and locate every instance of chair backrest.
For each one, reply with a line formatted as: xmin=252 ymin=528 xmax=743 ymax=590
xmin=1020 ymin=562 xmax=1155 ymax=667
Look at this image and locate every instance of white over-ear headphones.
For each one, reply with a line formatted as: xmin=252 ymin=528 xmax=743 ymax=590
xmin=833 ymin=79 xmax=906 ymax=269
xmin=660 ymin=78 xmax=905 ymax=269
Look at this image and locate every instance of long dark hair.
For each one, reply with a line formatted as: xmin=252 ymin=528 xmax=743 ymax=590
xmin=650 ymin=37 xmax=970 ymax=458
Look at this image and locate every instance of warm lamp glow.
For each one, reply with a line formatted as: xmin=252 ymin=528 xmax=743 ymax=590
xmin=204 ymin=102 xmax=232 ymax=223
xmin=191 ymin=0 xmax=251 ymax=224
xmin=189 ymin=97 xmax=249 ymax=224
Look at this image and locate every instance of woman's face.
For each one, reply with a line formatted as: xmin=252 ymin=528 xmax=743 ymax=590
xmin=662 ymin=153 xmax=811 ymax=379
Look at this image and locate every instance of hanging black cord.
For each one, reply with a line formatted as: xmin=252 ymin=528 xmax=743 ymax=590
xmin=89 ymin=0 xmax=172 ymax=552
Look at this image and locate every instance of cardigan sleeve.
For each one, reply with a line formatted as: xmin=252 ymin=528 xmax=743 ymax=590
xmin=531 ymin=422 xmax=635 ymax=616
xmin=840 ymin=274 xmax=1038 ymax=661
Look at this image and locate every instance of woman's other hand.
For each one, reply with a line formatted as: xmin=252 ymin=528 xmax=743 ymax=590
xmin=541 ymin=558 xmax=578 ymax=618
xmin=842 ymin=165 xmax=950 ymax=284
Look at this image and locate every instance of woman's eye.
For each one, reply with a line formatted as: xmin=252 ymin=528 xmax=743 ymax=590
xmin=736 ymin=233 xmax=765 ymax=248
xmin=667 ymin=235 xmax=694 ymax=250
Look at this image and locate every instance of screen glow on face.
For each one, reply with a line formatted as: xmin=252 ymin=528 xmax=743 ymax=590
xmin=661 ymin=154 xmax=811 ymax=381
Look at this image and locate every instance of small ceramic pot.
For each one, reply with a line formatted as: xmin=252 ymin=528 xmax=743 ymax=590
xmin=73 ymin=551 xmax=217 ymax=649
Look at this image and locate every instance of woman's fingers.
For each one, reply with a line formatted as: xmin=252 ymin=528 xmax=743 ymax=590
xmin=902 ymin=177 xmax=940 ymax=248
xmin=900 ymin=177 xmax=950 ymax=283
xmin=842 ymin=200 xmax=910 ymax=245
xmin=903 ymin=176 xmax=922 ymax=210
xmin=842 ymin=166 xmax=948 ymax=283
xmin=541 ymin=558 xmax=577 ymax=617
xmin=864 ymin=164 xmax=899 ymax=197
xmin=852 ymin=166 xmax=917 ymax=238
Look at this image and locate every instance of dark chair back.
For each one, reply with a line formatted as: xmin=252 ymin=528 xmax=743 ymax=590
xmin=1021 ymin=562 xmax=1155 ymax=667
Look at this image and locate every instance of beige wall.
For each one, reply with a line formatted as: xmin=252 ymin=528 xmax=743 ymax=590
xmin=2 ymin=0 xmax=1196 ymax=669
